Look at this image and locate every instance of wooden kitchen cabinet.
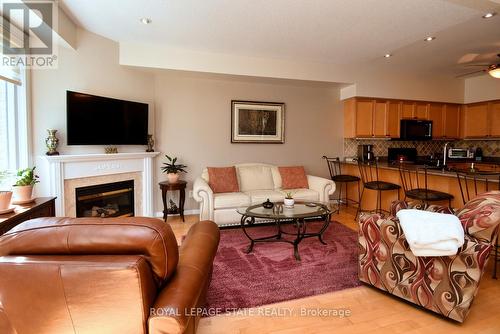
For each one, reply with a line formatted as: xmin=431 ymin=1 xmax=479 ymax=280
xmin=443 ymin=104 xmax=460 ymax=138
xmin=490 ymin=101 xmax=500 ymax=137
xmin=461 ymin=102 xmax=491 ymax=138
xmin=414 ymin=102 xmax=429 ymax=119
xmin=401 ymin=101 xmax=415 ymax=119
xmin=427 ymin=103 xmax=460 ymax=139
xmin=373 ymin=100 xmax=388 ymax=137
xmin=343 ymin=98 xmax=400 ymax=138
xmin=386 ymin=101 xmax=400 ymax=138
xmin=354 ymin=99 xmax=374 ymax=137
xmin=428 ymin=103 xmax=444 ymax=138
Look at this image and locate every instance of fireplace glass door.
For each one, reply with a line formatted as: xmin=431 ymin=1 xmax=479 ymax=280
xmin=75 ymin=180 xmax=134 ymax=218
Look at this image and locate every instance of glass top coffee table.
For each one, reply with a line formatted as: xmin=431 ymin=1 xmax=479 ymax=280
xmin=237 ymin=201 xmax=332 ymax=261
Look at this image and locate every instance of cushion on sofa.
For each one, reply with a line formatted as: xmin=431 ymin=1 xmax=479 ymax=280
xmin=278 ymin=166 xmax=309 ymax=189
xmin=244 ymin=190 xmax=284 ymax=204
xmin=290 ymin=188 xmax=319 ymax=202
xmin=214 ymin=192 xmax=251 ymax=209
xmin=238 ymin=165 xmax=275 ymax=192
xmin=207 ymin=166 xmax=239 ymax=193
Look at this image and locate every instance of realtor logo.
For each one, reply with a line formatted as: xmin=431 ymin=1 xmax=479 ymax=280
xmin=1 ymin=1 xmax=58 ymax=68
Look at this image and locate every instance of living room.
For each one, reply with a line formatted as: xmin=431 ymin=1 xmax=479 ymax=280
xmin=1 ymin=1 xmax=500 ymax=333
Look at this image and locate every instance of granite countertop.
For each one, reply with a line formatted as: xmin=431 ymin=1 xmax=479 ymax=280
xmin=341 ymin=158 xmax=499 ymax=179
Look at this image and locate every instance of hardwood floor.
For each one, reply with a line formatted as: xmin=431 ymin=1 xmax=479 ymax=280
xmin=166 ymin=207 xmax=500 ymax=334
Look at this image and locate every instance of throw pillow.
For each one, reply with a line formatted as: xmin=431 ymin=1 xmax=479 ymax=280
xmin=238 ymin=165 xmax=274 ymax=192
xmin=207 ymin=167 xmax=239 ymax=193
xmin=278 ymin=166 xmax=309 ymax=189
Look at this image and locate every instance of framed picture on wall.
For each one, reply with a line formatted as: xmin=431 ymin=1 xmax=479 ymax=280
xmin=231 ymin=100 xmax=285 ymax=143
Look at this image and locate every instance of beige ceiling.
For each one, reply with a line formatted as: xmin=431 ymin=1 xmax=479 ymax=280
xmin=60 ymin=0 xmax=500 ymax=77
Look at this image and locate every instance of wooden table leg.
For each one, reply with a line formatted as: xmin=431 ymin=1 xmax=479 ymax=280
xmin=161 ymin=187 xmax=168 ymax=222
xmin=179 ymin=188 xmax=186 ymax=222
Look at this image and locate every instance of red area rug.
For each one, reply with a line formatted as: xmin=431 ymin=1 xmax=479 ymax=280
xmin=205 ymin=221 xmax=361 ymax=311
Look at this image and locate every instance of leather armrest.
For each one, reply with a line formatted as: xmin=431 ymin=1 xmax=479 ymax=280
xmin=193 ymin=177 xmax=214 ymax=221
xmin=0 ymin=306 xmax=16 ymax=334
xmin=149 ymin=221 xmax=220 ymax=334
xmin=0 ymin=255 xmax=157 ymax=334
xmin=307 ymin=175 xmax=335 ymax=202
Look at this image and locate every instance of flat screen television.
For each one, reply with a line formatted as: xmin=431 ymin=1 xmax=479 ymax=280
xmin=66 ymin=91 xmax=148 ymax=145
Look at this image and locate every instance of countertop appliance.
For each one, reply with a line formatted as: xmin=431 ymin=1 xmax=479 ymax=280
xmin=399 ymin=119 xmax=433 ymax=140
xmin=358 ymin=144 xmax=375 ymax=162
xmin=448 ymin=148 xmax=474 ymax=159
xmin=388 ymin=147 xmax=417 ymax=163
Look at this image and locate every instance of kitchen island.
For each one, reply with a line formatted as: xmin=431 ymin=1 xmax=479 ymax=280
xmin=340 ymin=160 xmax=499 ymax=212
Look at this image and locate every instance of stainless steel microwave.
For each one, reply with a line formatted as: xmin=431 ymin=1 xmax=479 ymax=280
xmin=399 ymin=120 xmax=432 ymax=140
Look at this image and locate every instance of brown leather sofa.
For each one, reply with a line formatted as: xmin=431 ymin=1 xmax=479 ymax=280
xmin=0 ymin=217 xmax=220 ymax=334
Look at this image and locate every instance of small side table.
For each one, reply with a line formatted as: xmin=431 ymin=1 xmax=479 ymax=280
xmin=159 ymin=180 xmax=187 ymax=222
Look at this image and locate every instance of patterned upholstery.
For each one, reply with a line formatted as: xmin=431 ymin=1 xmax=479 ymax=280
xmin=358 ymin=191 xmax=500 ymax=322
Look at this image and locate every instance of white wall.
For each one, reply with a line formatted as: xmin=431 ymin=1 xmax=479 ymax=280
xmin=153 ymin=71 xmax=343 ymax=211
xmin=31 ymin=29 xmax=155 ymax=156
xmin=464 ymin=75 xmax=500 ymax=103
xmin=31 ymin=29 xmax=155 ymax=199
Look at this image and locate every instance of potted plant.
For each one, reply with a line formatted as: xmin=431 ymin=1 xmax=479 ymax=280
xmin=12 ymin=167 xmax=39 ymax=203
xmin=0 ymin=170 xmax=13 ymax=211
xmin=284 ymin=191 xmax=295 ymax=208
xmin=161 ymin=155 xmax=187 ymax=183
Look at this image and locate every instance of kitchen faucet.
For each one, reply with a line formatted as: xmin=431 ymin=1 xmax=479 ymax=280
xmin=443 ymin=142 xmax=451 ymax=168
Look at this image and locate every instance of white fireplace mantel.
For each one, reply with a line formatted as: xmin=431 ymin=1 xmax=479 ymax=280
xmin=42 ymin=152 xmax=160 ymax=217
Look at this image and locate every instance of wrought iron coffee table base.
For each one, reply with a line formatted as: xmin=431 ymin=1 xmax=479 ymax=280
xmin=240 ymin=214 xmax=330 ymax=261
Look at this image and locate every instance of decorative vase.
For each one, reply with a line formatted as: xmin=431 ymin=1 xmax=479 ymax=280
xmin=0 ymin=191 xmax=12 ymax=210
xmin=262 ymin=198 xmax=274 ymax=209
xmin=146 ymin=134 xmax=155 ymax=152
xmin=12 ymin=185 xmax=33 ymax=202
xmin=167 ymin=173 xmax=180 ymax=183
xmin=284 ymin=198 xmax=294 ymax=208
xmin=45 ymin=129 xmax=59 ymax=156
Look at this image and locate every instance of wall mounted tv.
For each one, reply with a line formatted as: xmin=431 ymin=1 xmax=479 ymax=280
xmin=66 ymin=91 xmax=148 ymax=145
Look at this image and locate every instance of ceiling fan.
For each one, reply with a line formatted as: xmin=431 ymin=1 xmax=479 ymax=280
xmin=457 ymin=54 xmax=500 ymax=79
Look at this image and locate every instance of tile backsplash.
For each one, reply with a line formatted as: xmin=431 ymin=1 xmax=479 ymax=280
xmin=344 ymin=139 xmax=500 ymax=158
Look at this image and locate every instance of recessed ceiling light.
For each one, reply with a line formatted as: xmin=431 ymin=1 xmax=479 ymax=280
xmin=424 ymin=36 xmax=435 ymax=42
xmin=384 ymin=54 xmax=392 ymax=58
xmin=482 ymin=12 xmax=496 ymax=19
xmin=139 ymin=17 xmax=152 ymax=25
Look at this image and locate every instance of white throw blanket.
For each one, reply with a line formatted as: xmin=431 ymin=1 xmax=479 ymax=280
xmin=396 ymin=209 xmax=464 ymax=257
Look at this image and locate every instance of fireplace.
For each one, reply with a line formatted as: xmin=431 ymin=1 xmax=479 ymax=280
xmin=75 ymin=180 xmax=135 ymax=218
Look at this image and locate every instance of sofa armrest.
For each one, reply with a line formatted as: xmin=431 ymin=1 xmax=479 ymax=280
xmin=0 ymin=307 xmax=16 ymax=334
xmin=307 ymin=175 xmax=335 ymax=203
xmin=193 ymin=177 xmax=214 ymax=221
xmin=149 ymin=221 xmax=220 ymax=334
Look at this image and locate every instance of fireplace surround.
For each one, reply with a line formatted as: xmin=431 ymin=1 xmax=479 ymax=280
xmin=41 ymin=152 xmax=159 ymax=217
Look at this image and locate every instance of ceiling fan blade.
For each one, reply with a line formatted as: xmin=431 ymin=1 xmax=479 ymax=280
xmin=456 ymin=70 xmax=485 ymax=78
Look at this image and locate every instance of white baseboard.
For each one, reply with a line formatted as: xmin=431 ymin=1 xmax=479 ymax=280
xmin=154 ymin=209 xmax=200 ymax=218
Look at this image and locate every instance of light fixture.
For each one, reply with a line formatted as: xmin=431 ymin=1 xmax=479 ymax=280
xmin=424 ymin=36 xmax=435 ymax=42
xmin=139 ymin=17 xmax=152 ymax=25
xmin=482 ymin=12 xmax=496 ymax=19
xmin=384 ymin=53 xmax=392 ymax=58
xmin=488 ymin=65 xmax=500 ymax=78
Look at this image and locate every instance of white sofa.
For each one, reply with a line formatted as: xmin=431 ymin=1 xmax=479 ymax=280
xmin=193 ymin=163 xmax=335 ymax=225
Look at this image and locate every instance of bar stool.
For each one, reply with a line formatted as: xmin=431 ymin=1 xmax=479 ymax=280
xmin=357 ymin=159 xmax=400 ymax=218
xmin=455 ymin=169 xmax=500 ymax=279
xmin=399 ymin=164 xmax=453 ymax=208
xmin=322 ymin=156 xmax=361 ymax=215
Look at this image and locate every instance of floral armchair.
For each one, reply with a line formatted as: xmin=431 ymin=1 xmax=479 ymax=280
xmin=358 ymin=191 xmax=500 ymax=322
